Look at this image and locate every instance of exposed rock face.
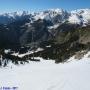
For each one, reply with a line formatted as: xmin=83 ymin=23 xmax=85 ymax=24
xmin=75 ymin=50 xmax=88 ymax=60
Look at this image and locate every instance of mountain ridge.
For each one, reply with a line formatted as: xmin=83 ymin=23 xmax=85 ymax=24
xmin=0 ymin=8 xmax=90 ymax=25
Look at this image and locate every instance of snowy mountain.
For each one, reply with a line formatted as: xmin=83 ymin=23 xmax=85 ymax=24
xmin=0 ymin=8 xmax=90 ymax=64
xmin=68 ymin=9 xmax=90 ymax=25
xmin=0 ymin=8 xmax=90 ymax=25
xmin=0 ymin=11 xmax=32 ymax=24
xmin=33 ymin=8 xmax=90 ymax=25
xmin=32 ymin=8 xmax=68 ymax=24
xmin=0 ymin=8 xmax=90 ymax=90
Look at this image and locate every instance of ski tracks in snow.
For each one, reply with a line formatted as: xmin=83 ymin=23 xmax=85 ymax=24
xmin=47 ymin=78 xmax=67 ymax=90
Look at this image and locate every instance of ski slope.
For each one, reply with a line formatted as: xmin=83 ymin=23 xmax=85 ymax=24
xmin=0 ymin=54 xmax=90 ymax=90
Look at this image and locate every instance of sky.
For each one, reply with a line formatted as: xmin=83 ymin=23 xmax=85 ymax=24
xmin=0 ymin=0 xmax=90 ymax=13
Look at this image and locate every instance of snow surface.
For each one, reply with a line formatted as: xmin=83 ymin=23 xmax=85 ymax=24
xmin=48 ymin=24 xmax=60 ymax=29
xmin=0 ymin=53 xmax=90 ymax=90
xmin=11 ymin=48 xmax=44 ymax=58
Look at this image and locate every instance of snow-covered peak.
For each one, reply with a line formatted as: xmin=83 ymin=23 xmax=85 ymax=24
xmin=68 ymin=14 xmax=81 ymax=24
xmin=0 ymin=11 xmax=32 ymax=24
xmin=4 ymin=11 xmax=30 ymax=18
xmin=33 ymin=8 xmax=67 ymax=23
xmin=71 ymin=9 xmax=90 ymax=14
xmin=46 ymin=8 xmax=64 ymax=13
xmin=69 ymin=9 xmax=90 ymax=25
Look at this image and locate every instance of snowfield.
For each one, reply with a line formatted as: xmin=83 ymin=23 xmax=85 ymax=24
xmin=0 ymin=53 xmax=90 ymax=90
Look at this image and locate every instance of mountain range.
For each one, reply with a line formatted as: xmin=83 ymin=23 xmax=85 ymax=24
xmin=0 ymin=8 xmax=90 ymax=25
xmin=0 ymin=8 xmax=90 ymax=64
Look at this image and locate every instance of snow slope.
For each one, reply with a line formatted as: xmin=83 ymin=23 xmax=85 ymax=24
xmin=0 ymin=54 xmax=90 ymax=90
